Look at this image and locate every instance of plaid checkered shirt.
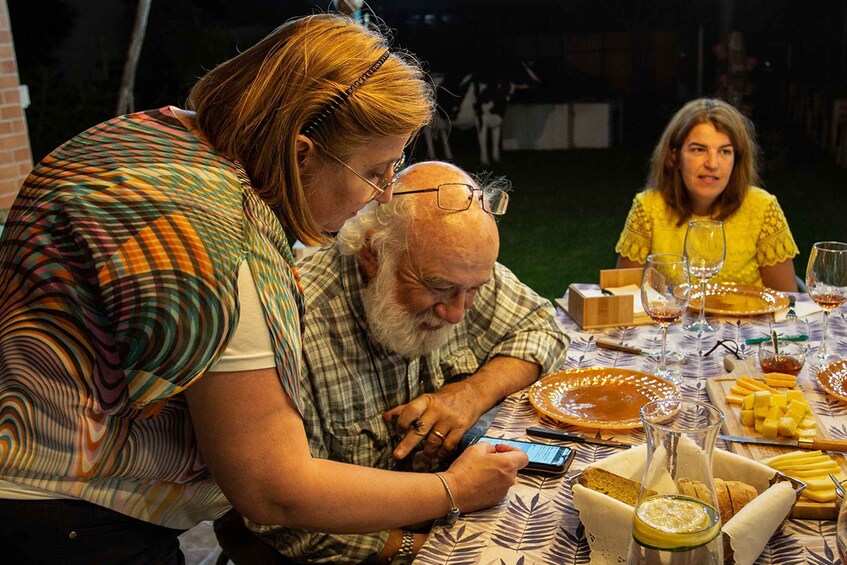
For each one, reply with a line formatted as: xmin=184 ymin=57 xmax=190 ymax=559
xmin=249 ymin=245 xmax=568 ymax=562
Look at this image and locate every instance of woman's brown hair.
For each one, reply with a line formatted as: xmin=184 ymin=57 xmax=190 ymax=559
xmin=648 ymin=98 xmax=760 ymax=225
xmin=186 ymin=13 xmax=435 ymax=244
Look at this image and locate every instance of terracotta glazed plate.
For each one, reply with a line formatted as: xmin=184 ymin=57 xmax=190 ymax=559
xmin=528 ymin=367 xmax=679 ymax=429
xmin=817 ymin=360 xmax=847 ymax=403
xmin=688 ymin=282 xmax=789 ymax=316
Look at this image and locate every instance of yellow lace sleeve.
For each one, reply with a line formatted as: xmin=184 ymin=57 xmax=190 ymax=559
xmin=757 ymin=198 xmax=799 ymax=267
xmin=615 ymin=196 xmax=651 ymax=263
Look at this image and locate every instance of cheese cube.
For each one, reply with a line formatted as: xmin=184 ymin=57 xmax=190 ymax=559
xmin=768 ymin=394 xmax=787 ymax=409
xmin=777 ymin=417 xmax=798 ymax=437
xmin=798 ymin=428 xmax=818 ymax=438
xmin=766 ymin=405 xmax=785 ymax=420
xmin=754 ymin=417 xmax=764 ymax=433
xmin=754 ymin=404 xmax=769 ymax=418
xmin=742 ymin=394 xmax=756 ymax=410
xmin=787 ymin=398 xmax=808 ymax=413
xmin=800 ymin=418 xmax=817 ymax=429
xmin=785 ymin=390 xmax=805 ymax=403
xmin=740 ymin=409 xmax=755 ymax=426
xmin=785 ymin=407 xmax=805 ymax=424
xmin=762 ymin=418 xmax=779 ymax=438
xmin=754 ymin=390 xmax=771 ymax=406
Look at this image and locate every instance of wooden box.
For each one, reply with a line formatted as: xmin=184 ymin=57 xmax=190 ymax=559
xmin=558 ymin=268 xmax=649 ymax=329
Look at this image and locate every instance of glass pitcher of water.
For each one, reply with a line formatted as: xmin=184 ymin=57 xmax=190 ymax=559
xmin=626 ymin=399 xmax=725 ymax=564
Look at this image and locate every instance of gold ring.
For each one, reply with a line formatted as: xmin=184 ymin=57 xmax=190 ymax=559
xmin=424 ymin=436 xmax=443 ymax=447
xmin=431 ymin=430 xmax=446 ymax=441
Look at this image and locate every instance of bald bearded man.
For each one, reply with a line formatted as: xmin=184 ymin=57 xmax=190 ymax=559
xmin=240 ymin=162 xmax=569 ymax=564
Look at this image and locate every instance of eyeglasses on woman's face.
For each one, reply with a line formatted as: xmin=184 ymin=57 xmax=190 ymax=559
xmin=392 ymin=183 xmax=509 ymax=216
xmin=324 ymin=150 xmax=406 ymax=203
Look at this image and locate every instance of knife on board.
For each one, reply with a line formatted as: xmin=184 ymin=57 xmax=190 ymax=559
xmin=720 ymin=434 xmax=847 ymax=453
xmin=526 ymin=426 xmax=635 ymax=448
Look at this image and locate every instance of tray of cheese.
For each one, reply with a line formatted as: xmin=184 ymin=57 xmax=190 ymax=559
xmin=705 ymin=355 xmax=847 ymax=520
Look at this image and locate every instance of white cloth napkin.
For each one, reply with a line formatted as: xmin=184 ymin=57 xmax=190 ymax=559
xmin=774 ymin=300 xmax=823 ymax=323
xmin=570 ymin=445 xmax=798 ymax=565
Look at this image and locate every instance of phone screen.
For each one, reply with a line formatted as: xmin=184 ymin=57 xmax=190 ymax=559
xmin=471 ymin=436 xmax=575 ymax=474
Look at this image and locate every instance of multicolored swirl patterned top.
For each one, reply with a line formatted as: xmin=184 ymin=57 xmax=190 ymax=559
xmin=0 ymin=107 xmax=305 ymax=529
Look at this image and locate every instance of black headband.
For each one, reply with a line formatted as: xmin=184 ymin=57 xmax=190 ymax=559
xmin=301 ymin=50 xmax=391 ymax=137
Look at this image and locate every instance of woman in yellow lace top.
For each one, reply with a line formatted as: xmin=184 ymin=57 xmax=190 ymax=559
xmin=615 ymin=98 xmax=799 ymax=291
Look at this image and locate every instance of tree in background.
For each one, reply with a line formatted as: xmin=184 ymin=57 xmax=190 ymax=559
xmin=116 ymin=0 xmax=152 ymax=115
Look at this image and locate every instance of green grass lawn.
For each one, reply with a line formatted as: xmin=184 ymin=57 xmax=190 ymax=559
xmin=418 ymin=130 xmax=846 ymax=301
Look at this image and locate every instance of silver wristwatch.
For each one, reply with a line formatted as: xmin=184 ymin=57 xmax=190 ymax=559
xmin=390 ymin=530 xmax=415 ymax=565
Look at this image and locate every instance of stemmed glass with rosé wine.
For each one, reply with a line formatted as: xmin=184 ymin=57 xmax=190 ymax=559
xmin=806 ymin=241 xmax=847 ymax=364
xmin=641 ymin=254 xmax=692 ymax=385
xmin=683 ymin=220 xmax=726 ymax=333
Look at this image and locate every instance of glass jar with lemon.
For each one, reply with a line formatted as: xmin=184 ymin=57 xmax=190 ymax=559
xmin=626 ymin=399 xmax=724 ymax=564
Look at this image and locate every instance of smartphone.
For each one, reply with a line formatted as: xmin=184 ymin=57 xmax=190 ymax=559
xmin=469 ymin=436 xmax=575 ymax=475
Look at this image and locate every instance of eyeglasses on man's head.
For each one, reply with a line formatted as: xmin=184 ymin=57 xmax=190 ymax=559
xmin=324 ymin=150 xmax=406 ymax=203
xmin=392 ymin=183 xmax=509 ymax=216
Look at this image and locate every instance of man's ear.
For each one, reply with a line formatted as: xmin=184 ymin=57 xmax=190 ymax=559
xmin=359 ymin=230 xmax=380 ymax=281
xmin=295 ymin=134 xmax=316 ymax=168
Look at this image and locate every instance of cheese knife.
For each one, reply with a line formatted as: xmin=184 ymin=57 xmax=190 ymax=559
xmin=719 ymin=434 xmax=847 ymax=453
xmin=526 ymin=426 xmax=635 ymax=448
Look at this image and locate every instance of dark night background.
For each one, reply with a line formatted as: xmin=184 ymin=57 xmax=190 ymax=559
xmin=9 ymin=0 xmax=847 ymax=161
xmin=7 ymin=1 xmax=846 ymax=296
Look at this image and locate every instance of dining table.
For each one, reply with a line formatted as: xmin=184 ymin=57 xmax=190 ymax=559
xmin=415 ymin=291 xmax=847 ymax=565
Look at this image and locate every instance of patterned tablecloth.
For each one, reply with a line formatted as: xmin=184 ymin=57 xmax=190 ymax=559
xmin=416 ymin=293 xmax=847 ymax=565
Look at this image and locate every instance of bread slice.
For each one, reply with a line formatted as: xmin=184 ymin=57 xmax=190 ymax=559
xmin=724 ymin=479 xmax=758 ymax=517
xmin=715 ymin=478 xmax=734 ymax=524
xmin=578 ymin=466 xmax=656 ymax=506
xmin=677 ymin=477 xmax=758 ymax=524
xmin=678 ymin=477 xmax=697 ymax=498
xmin=678 ymin=477 xmax=713 ymax=501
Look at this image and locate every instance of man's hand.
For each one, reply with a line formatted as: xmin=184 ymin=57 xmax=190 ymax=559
xmin=384 ymin=381 xmax=482 ymax=464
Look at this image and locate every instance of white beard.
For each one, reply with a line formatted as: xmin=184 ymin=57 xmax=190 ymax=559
xmin=361 ymin=255 xmax=454 ymax=358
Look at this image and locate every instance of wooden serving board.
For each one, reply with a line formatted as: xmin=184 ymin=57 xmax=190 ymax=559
xmin=706 ymin=356 xmax=847 ymax=520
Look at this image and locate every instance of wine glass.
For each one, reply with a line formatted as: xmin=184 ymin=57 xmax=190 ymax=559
xmin=641 ymin=254 xmax=692 ymax=385
xmin=683 ymin=220 xmax=726 ymax=333
xmin=805 ymin=241 xmax=847 ymax=363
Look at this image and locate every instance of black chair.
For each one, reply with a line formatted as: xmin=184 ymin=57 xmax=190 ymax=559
xmin=213 ymin=509 xmax=295 ymax=565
